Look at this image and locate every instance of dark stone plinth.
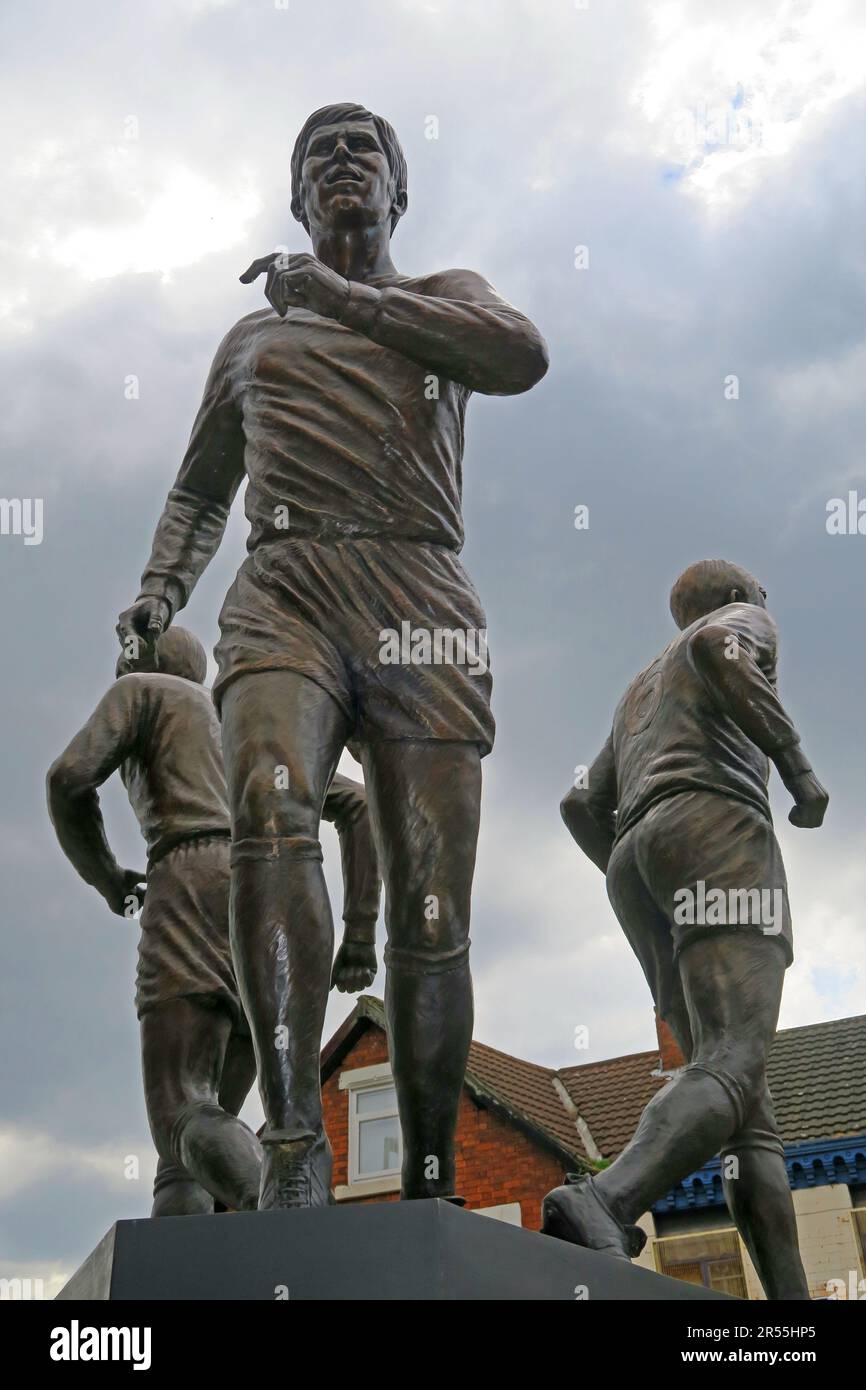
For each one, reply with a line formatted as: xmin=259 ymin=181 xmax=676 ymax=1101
xmin=57 ymin=1199 xmax=732 ymax=1301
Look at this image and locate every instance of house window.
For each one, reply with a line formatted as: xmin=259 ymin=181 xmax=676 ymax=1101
xmin=337 ymin=1062 xmax=404 ymax=1196
xmin=654 ymin=1228 xmax=748 ymax=1299
xmin=350 ymin=1081 xmax=402 ymax=1182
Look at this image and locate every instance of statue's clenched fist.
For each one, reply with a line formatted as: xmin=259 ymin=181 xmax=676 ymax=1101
xmin=786 ymin=770 xmax=829 ymax=829
xmin=104 ymin=866 xmax=147 ymax=918
xmin=330 ymin=940 xmax=377 ymax=995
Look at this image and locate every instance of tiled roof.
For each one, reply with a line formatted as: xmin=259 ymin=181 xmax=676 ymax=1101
xmin=323 ymin=999 xmax=866 ymax=1166
xmin=765 ymin=1014 xmax=866 ymax=1143
xmin=464 ymin=1038 xmax=594 ymax=1164
xmin=558 ymin=1051 xmax=665 ymax=1160
xmin=560 ymin=1014 xmax=866 ymax=1158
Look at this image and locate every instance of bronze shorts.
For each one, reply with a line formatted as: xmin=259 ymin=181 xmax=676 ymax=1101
xmin=136 ymin=834 xmax=245 ymax=1027
xmin=213 ymin=539 xmax=495 ymax=755
xmin=606 ymin=790 xmax=791 ymax=1023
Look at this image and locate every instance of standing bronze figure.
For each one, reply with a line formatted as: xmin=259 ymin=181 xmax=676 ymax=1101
xmin=47 ymin=628 xmax=380 ymax=1214
xmin=116 ymin=103 xmax=548 ymax=1207
xmin=544 ymin=561 xmax=828 ymax=1300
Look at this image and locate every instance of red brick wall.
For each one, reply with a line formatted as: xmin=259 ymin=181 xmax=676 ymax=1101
xmin=321 ymin=1025 xmax=568 ymax=1231
xmin=656 ymin=1013 xmax=686 ymax=1071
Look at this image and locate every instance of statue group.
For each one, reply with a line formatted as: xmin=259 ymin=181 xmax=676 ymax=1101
xmin=46 ymin=104 xmax=828 ymax=1300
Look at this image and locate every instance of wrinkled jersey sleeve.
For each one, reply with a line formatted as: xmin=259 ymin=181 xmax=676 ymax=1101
xmin=52 ymin=679 xmax=145 ymax=793
xmin=341 ymin=268 xmax=549 ymax=396
xmin=46 ymin=679 xmax=147 ymax=895
xmin=137 ymin=325 xmax=247 ymax=619
xmin=691 ymin=607 xmax=802 ymax=759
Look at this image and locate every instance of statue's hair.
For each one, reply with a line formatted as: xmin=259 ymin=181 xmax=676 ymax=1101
xmin=669 ymin=560 xmax=761 ymax=630
xmin=290 ymin=102 xmax=408 ymax=235
xmin=154 ymin=627 xmax=208 ymax=684
xmin=116 ymin=625 xmax=207 ymax=684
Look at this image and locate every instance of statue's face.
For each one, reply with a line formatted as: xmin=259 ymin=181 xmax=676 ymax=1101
xmin=299 ymin=117 xmax=396 ymax=232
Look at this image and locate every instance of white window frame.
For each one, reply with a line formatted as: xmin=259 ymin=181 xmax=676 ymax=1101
xmin=473 ymin=1202 xmax=522 ymax=1226
xmin=651 ymin=1224 xmax=749 ymax=1299
xmin=336 ymin=1062 xmax=403 ymax=1200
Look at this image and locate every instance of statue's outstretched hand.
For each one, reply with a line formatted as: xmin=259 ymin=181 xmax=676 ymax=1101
xmin=241 ymin=252 xmax=350 ymax=321
xmin=787 ymin=771 xmax=829 ymax=829
xmin=331 ymin=940 xmax=377 ymax=994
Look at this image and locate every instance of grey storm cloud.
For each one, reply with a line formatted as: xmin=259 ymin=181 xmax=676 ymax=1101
xmin=1 ymin=0 xmax=864 ymax=1285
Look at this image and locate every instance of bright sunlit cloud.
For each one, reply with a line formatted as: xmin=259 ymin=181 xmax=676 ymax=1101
xmin=632 ymin=0 xmax=866 ymax=205
xmin=1 ymin=137 xmax=260 ymax=333
xmin=45 ymin=163 xmax=260 ymax=282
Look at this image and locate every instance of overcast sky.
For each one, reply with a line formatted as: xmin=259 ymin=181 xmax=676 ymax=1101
xmin=2 ymin=0 xmax=865 ymax=1293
